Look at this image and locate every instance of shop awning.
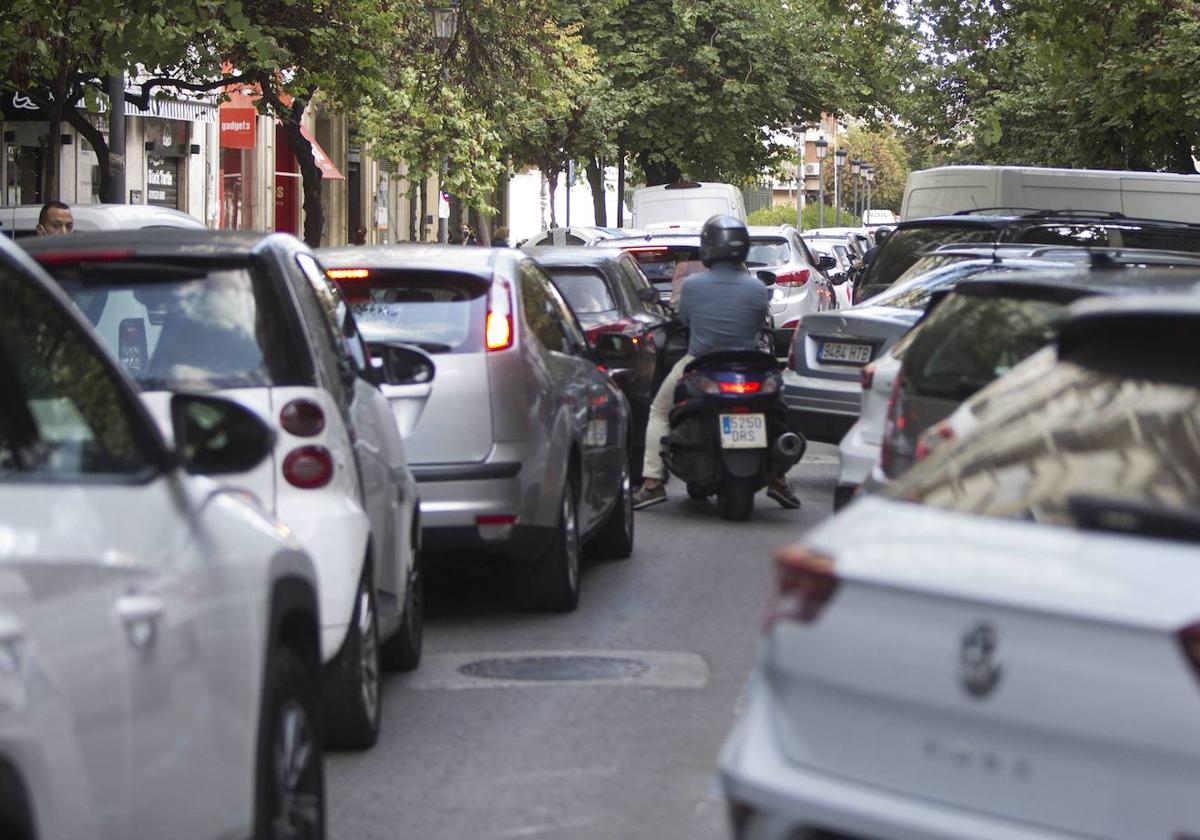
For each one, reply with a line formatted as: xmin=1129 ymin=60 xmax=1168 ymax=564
xmin=299 ymin=122 xmax=344 ymax=180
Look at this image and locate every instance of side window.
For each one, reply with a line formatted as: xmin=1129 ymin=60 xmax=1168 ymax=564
xmin=520 ymin=262 xmax=571 ymax=354
xmin=0 ymin=264 xmax=153 ymax=478
xmin=295 ymin=253 xmax=367 ymax=372
xmin=289 ymin=253 xmax=350 ymax=406
xmin=620 ymin=256 xmax=662 ymax=316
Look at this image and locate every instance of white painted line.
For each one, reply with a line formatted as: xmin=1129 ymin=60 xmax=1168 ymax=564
xmin=404 ymin=649 xmax=710 ymax=691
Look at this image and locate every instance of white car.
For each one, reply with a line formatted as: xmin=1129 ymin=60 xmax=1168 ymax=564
xmin=0 ymin=202 xmax=204 ymax=238
xmin=25 ymin=230 xmax=423 ymax=750
xmin=834 ymin=347 xmax=903 ymax=509
xmin=0 ymin=235 xmax=324 ymax=839
xmin=721 ymin=293 xmax=1200 ymax=840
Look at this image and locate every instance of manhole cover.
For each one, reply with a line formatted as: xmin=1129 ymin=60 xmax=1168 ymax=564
xmin=458 ymin=655 xmax=649 ymax=682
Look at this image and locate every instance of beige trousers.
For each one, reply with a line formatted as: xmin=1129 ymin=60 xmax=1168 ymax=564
xmin=642 ymin=355 xmax=694 ymax=482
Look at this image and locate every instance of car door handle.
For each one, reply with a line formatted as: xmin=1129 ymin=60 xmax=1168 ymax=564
xmin=117 ymin=594 xmax=164 ymax=651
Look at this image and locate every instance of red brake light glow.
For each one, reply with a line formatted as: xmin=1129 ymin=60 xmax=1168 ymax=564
xmin=764 ymin=545 xmax=839 ymax=629
xmin=327 ymin=268 xmax=370 ymax=280
xmin=34 ymin=249 xmax=135 ymax=265
xmin=718 ymin=380 xmax=762 ymax=395
xmin=280 ymin=399 xmax=326 ymax=437
xmin=486 ymin=278 xmax=514 ymax=351
xmin=282 ymin=446 xmax=334 ymax=489
xmin=774 ymin=268 xmax=810 ymax=287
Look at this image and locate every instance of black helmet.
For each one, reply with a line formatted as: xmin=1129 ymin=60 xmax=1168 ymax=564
xmin=699 ymin=214 xmax=750 ymax=267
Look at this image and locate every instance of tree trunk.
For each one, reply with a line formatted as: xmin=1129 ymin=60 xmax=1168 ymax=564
xmin=545 ymin=169 xmax=560 ymax=227
xmin=637 ymin=149 xmax=682 ymax=186
xmin=420 ymin=176 xmax=429 ymax=241
xmin=471 ymin=206 xmax=491 ymax=246
xmin=586 ymin=157 xmax=606 ymax=227
xmin=268 ymin=92 xmax=324 ymax=247
xmin=1173 ymin=133 xmax=1198 ymax=175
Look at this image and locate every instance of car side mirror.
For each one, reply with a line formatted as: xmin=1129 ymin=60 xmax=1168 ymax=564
xmin=372 ymin=342 xmax=435 ymax=386
xmin=171 ymin=393 xmax=275 ymax=475
xmin=636 ymin=287 xmax=658 ymax=304
xmin=594 ymin=332 xmax=636 ymax=368
xmin=817 ymin=255 xmax=837 ymax=271
xmin=757 ymin=270 xmax=777 ymax=287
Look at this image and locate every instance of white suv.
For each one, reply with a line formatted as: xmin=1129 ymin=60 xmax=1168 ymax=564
xmin=0 ymin=236 xmax=325 ymax=839
xmin=26 ymin=230 xmax=423 ymax=750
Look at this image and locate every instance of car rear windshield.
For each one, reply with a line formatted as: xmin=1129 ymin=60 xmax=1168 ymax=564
xmin=903 ymin=293 xmax=1066 ymax=402
xmin=888 ymin=334 xmax=1200 ymax=536
xmin=1015 ymin=222 xmax=1200 ymax=252
xmin=340 ymin=269 xmax=487 ymax=354
xmin=867 ymin=224 xmax=1000 ymax=290
xmin=621 ymin=245 xmax=702 ymax=283
xmin=545 ymin=267 xmax=617 ymax=314
xmin=51 ymin=260 xmax=303 ymax=391
xmin=746 ymin=238 xmax=790 ymax=267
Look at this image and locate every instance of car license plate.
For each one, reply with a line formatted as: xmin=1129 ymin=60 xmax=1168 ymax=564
xmin=719 ymin=414 xmax=767 ymax=449
xmin=819 ymin=340 xmax=872 ymax=365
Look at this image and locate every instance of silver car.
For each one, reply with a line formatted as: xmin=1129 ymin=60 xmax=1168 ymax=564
xmin=321 ymin=245 xmax=634 ymax=612
xmin=746 ymin=225 xmax=837 ymax=355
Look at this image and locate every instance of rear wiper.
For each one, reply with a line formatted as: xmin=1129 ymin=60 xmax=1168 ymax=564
xmin=1067 ymin=494 xmax=1200 ymax=544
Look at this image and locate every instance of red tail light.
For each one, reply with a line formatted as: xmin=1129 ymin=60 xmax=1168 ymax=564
xmin=774 ymin=268 xmax=810 ymax=287
xmin=764 ymin=545 xmax=838 ymax=629
xmin=914 ymin=421 xmax=955 ymax=461
xmin=880 ymin=374 xmax=912 ymax=477
xmin=282 ymin=446 xmax=334 ymax=489
xmin=860 ymin=362 xmax=876 ymax=390
xmin=718 ymin=380 xmax=762 ymax=395
xmin=280 ymin=399 xmax=325 ymax=437
xmin=486 ymin=278 xmax=514 ymax=351
xmin=34 ymin=249 xmax=135 ymax=265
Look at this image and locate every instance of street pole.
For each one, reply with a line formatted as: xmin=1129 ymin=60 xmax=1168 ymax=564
xmin=865 ymin=168 xmax=872 ymax=221
xmin=814 ymin=138 xmax=827 ymax=230
xmin=566 ymin=159 xmax=573 ymax=228
xmin=795 ymin=156 xmax=803 ymax=230
xmin=850 ymin=160 xmax=860 ymax=224
xmin=106 ymin=74 xmax=126 ymax=204
xmin=834 ymin=148 xmax=846 ymax=227
xmin=616 ymin=149 xmax=625 ymax=227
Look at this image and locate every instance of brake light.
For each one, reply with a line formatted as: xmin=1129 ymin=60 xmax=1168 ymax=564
xmin=860 ymin=362 xmax=875 ymax=390
xmin=764 ymin=544 xmax=838 ymax=629
xmin=718 ymin=380 xmax=761 ymax=395
xmin=914 ymin=421 xmax=955 ymax=461
xmin=327 ymin=268 xmax=369 ymax=280
xmin=625 ymin=246 xmax=669 ymax=253
xmin=774 ymin=268 xmax=810 ymax=287
xmin=280 ymin=399 xmax=325 ymax=437
xmin=282 ymin=446 xmax=334 ymax=489
xmin=880 ymin=374 xmax=912 ymax=478
xmin=34 ymin=249 xmax=135 ymax=265
xmin=486 ymin=278 xmax=514 ymax=351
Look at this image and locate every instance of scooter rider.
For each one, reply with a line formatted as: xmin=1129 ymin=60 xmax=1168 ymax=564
xmin=632 ymin=214 xmax=802 ymax=510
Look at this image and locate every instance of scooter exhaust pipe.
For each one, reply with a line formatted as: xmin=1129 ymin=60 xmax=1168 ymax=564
xmin=772 ymin=432 xmax=806 ymax=467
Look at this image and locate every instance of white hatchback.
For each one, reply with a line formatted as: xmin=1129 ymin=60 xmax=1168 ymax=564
xmin=25 ymin=230 xmax=423 ymax=750
xmin=0 ymin=236 xmax=325 ymax=839
xmin=722 ymin=294 xmax=1200 ymax=839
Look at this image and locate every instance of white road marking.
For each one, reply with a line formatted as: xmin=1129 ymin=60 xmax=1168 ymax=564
xmin=404 ymin=649 xmax=710 ymax=691
xmin=492 ymin=817 xmax=596 ymax=838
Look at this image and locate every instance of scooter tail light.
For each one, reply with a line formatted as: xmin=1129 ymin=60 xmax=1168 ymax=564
xmin=717 ymin=380 xmax=762 ymax=395
xmin=764 ymin=545 xmax=838 ymax=630
xmin=282 ymin=446 xmax=334 ymax=489
xmin=279 ymin=399 xmax=326 ymax=437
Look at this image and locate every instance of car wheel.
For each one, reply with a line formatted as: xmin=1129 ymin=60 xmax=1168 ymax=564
xmin=518 ymin=478 xmax=581 ymax=612
xmin=588 ymin=457 xmax=634 ymax=560
xmin=382 ymin=549 xmax=423 ymax=672
xmin=686 ymin=482 xmax=708 ymax=501
xmin=323 ymin=571 xmax=380 ymax=750
xmin=255 ymin=648 xmax=324 ymax=840
xmin=718 ymin=478 xmax=756 ymax=522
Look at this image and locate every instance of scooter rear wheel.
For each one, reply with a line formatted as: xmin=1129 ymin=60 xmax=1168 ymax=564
xmin=686 ymin=483 xmax=708 ymax=501
xmin=718 ymin=478 xmax=756 ymax=521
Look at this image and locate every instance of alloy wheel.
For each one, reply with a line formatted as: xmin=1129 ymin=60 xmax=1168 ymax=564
xmin=272 ymin=699 xmax=321 ymax=840
xmin=358 ymin=586 xmax=379 ymax=723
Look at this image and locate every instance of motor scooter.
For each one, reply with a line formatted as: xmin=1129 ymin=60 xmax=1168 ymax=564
xmin=661 ymin=349 xmax=806 ymax=521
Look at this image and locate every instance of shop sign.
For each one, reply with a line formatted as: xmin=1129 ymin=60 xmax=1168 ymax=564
xmin=220 ymin=106 xmax=257 ymax=149
xmin=147 ymin=155 xmax=180 ymax=208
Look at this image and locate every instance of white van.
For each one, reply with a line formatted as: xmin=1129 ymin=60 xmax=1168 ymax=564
xmin=901 ymin=165 xmax=1200 ymax=224
xmin=0 ymin=203 xmax=205 ymax=238
xmin=630 ymin=181 xmax=747 ymax=230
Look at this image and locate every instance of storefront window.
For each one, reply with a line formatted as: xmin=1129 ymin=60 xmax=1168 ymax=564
xmin=222 ymin=147 xmax=256 ymax=229
xmin=144 ymin=118 xmax=187 ymax=210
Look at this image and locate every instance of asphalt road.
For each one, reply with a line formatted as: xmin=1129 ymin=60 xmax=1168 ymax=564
xmin=327 ymin=443 xmax=842 ymax=840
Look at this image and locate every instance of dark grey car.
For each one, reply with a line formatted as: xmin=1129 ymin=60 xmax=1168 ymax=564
xmin=321 ymin=245 xmax=634 ymax=612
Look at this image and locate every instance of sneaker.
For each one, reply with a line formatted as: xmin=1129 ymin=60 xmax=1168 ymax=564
xmin=632 ymin=483 xmax=668 ymax=510
xmin=767 ymin=481 xmax=802 ymax=510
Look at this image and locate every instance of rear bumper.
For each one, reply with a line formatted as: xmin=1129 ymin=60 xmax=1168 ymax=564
xmin=422 ymin=523 xmax=556 ymax=560
xmin=783 ymin=370 xmax=860 ymax=444
xmin=720 ymin=677 xmax=1094 ymax=840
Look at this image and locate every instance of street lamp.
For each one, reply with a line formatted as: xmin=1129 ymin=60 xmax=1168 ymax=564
xmin=864 ymin=166 xmax=873 ymax=220
xmin=850 ymin=159 xmax=862 ymax=222
xmin=814 ymin=138 xmax=828 ymax=229
xmin=429 ymin=2 xmax=460 ymax=242
xmin=834 ymin=147 xmax=847 ymax=226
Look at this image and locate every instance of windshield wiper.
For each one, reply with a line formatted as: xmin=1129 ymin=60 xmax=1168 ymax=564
xmin=1067 ymin=494 xmax=1200 ymax=544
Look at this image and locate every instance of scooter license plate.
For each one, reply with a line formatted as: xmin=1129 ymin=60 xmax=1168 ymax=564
xmin=719 ymin=413 xmax=767 ymax=449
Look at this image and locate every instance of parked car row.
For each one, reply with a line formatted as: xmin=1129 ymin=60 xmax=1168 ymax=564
xmin=721 ymin=208 xmax=1200 ymax=838
xmin=0 ymin=227 xmax=639 ymax=839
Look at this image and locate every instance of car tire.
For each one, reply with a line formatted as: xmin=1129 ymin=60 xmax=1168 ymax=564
xmin=589 ymin=458 xmax=634 ymax=560
xmin=718 ymin=478 xmax=756 ymax=522
xmin=382 ymin=549 xmax=423 ymax=672
xmin=255 ymin=648 xmax=325 ymax=840
xmin=518 ymin=478 xmax=581 ymax=612
xmin=323 ymin=571 xmax=381 ymax=750
xmin=686 ymin=482 xmax=708 ymax=501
